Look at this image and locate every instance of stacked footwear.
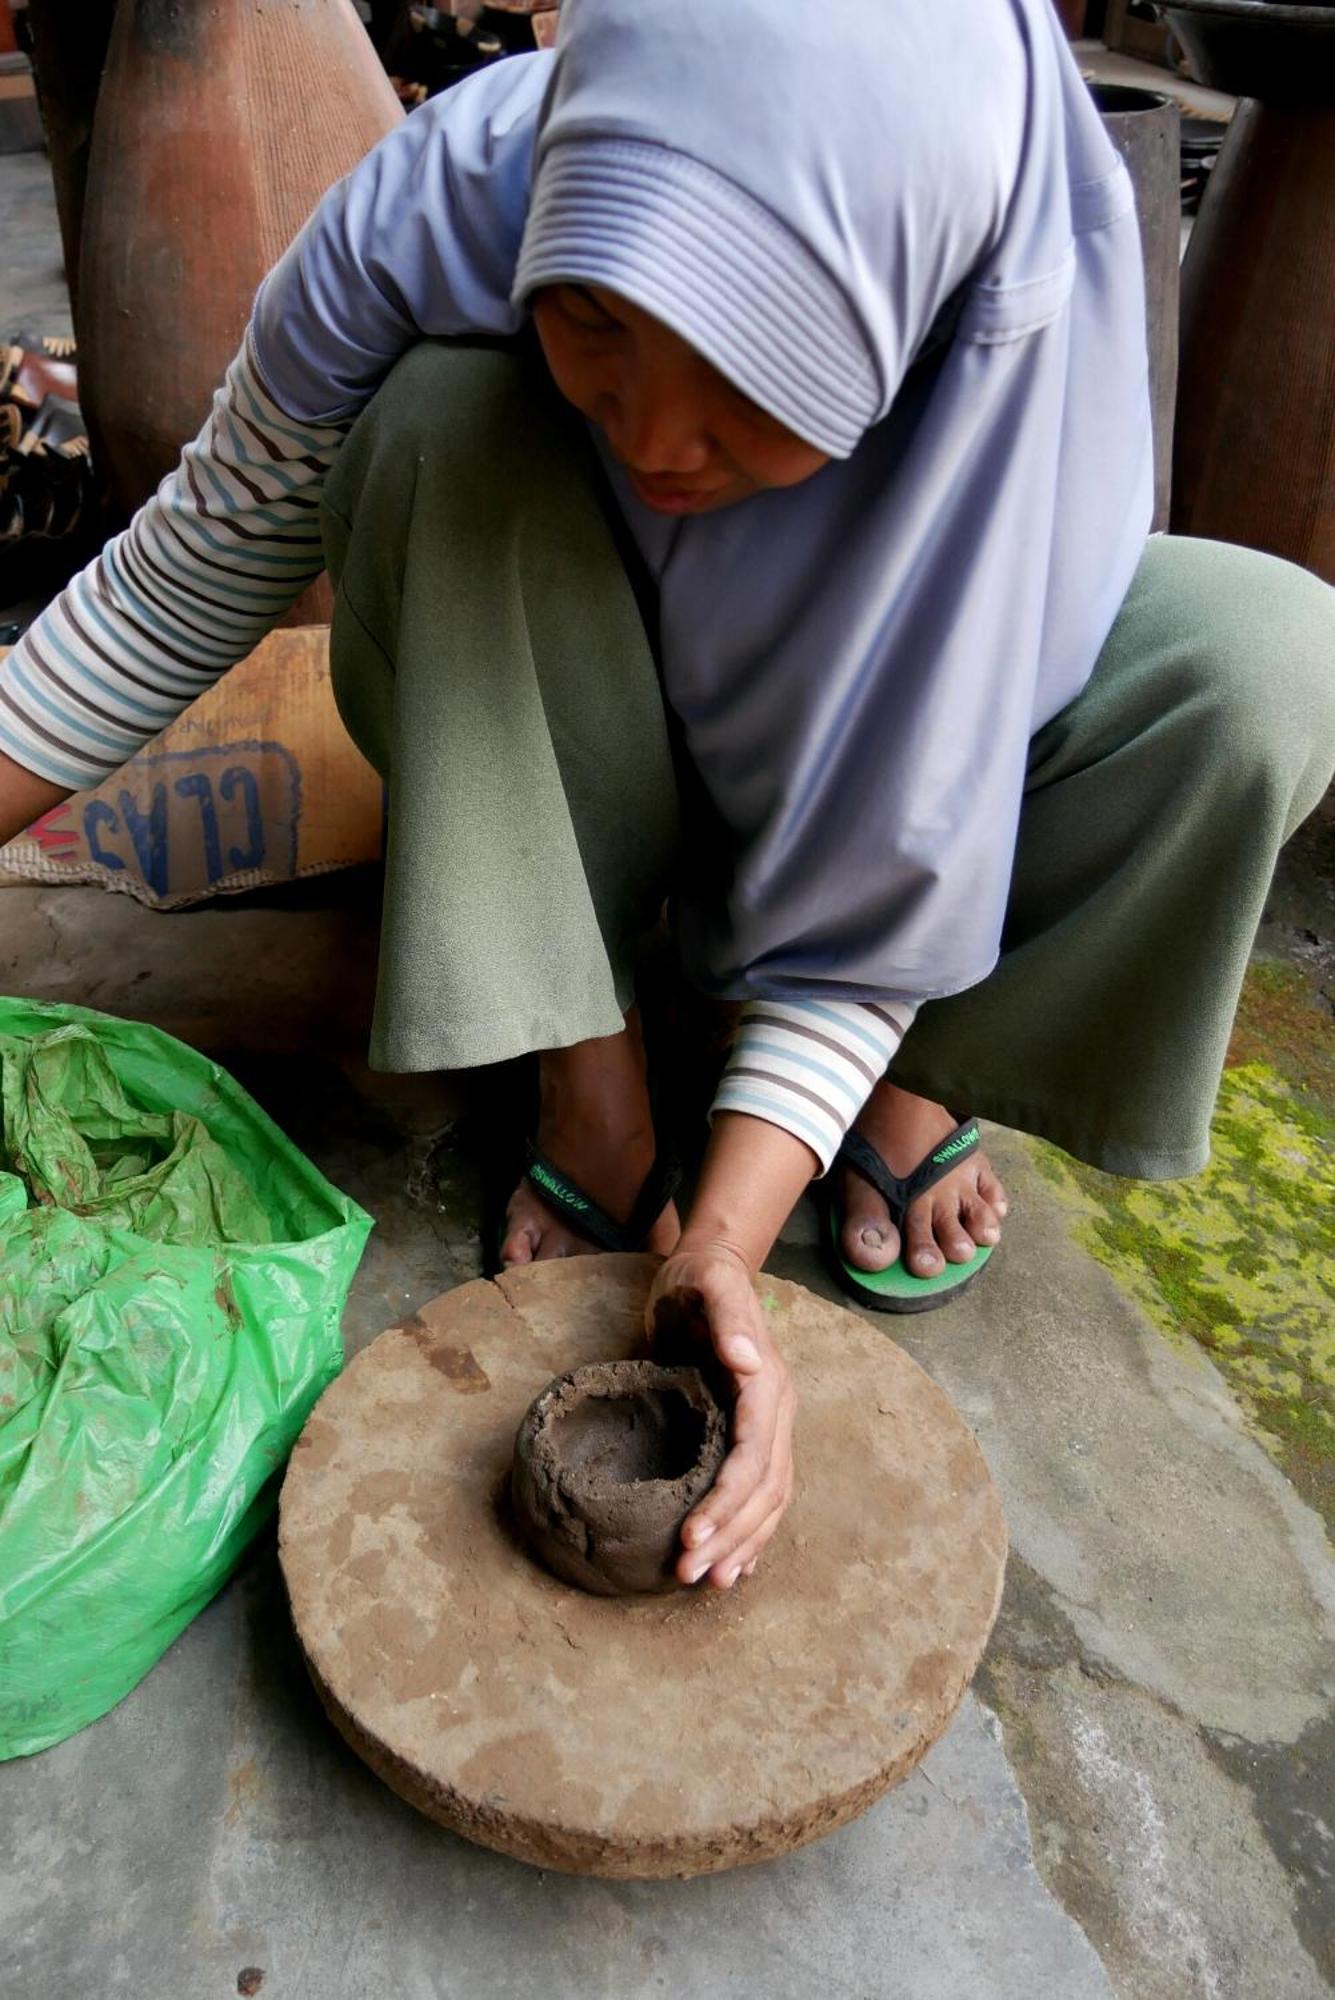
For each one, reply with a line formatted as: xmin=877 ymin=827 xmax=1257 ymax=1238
xmin=0 ymin=336 xmax=95 ymax=558
xmin=376 ymin=2 xmax=562 ymax=103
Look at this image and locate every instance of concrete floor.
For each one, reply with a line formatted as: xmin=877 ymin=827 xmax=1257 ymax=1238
xmin=2 ymin=867 xmax=1331 ymax=2000
xmin=0 ymin=148 xmax=74 ymax=345
xmin=1 ymin=83 xmax=1332 ymax=2000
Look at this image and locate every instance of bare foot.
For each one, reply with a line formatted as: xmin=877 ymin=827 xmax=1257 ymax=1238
xmin=838 ymin=1080 xmax=1008 ymax=1278
xmin=500 ymin=1009 xmax=681 ymax=1265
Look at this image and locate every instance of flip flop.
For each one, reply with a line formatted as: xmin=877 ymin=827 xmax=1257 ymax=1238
xmin=486 ymin=1142 xmax=682 ymax=1272
xmin=822 ymin=1119 xmax=994 ymax=1314
xmin=0 ymin=339 xmax=94 ymax=551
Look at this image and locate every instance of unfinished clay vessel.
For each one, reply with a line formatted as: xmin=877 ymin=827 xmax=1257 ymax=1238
xmin=511 ymin=1361 xmax=726 ymax=1597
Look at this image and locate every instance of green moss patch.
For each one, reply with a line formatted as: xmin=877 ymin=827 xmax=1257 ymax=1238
xmin=1030 ymin=961 xmax=1335 ymax=1528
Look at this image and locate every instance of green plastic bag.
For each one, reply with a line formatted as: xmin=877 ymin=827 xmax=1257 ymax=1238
xmin=0 ymin=998 xmax=372 ymax=1757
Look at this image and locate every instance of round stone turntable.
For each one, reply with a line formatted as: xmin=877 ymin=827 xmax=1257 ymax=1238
xmin=278 ymin=1255 xmax=1007 ymax=1880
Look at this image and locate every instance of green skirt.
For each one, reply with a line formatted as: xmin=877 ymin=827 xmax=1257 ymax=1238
xmin=320 ymin=340 xmax=1335 ymax=1181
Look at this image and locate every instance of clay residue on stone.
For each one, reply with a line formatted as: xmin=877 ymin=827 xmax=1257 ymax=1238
xmin=511 ymin=1361 xmax=726 ymax=1596
xmin=397 ymin=1314 xmax=492 ymax=1392
xmin=281 ymin=1258 xmax=1008 ymax=1878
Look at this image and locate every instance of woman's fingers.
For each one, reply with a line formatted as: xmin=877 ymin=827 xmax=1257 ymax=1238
xmin=695 ymin=1485 xmax=792 ymax=1590
xmin=648 ymin=1267 xmax=762 ymax=1381
xmin=729 ymin=1495 xmax=791 ymax=1582
xmin=698 ymin=1281 xmax=766 ymax=1379
xmin=647 ymin=1242 xmax=797 ymax=1587
xmin=679 ymin=1331 xmax=785 ymax=1543
xmin=679 ymin=1364 xmax=795 ymax=1584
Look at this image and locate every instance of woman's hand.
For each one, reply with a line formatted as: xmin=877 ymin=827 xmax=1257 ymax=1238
xmin=647 ymin=1237 xmax=796 ymax=1589
xmin=643 ymin=1112 xmax=818 ymax=1588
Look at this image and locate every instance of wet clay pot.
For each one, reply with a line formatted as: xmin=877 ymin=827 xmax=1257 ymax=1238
xmin=77 ymin=0 xmax=401 ymax=519
xmin=511 ymin=1362 xmax=728 ymax=1597
xmin=1164 ymin=0 xmax=1335 ymax=578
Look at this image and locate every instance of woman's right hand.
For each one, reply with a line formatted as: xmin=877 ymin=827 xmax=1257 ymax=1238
xmin=647 ymin=1235 xmax=797 ymax=1590
xmin=644 ymin=1108 xmax=817 ymax=1589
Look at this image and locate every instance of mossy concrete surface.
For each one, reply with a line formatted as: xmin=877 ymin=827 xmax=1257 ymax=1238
xmin=1028 ymin=958 xmax=1335 ymax=1528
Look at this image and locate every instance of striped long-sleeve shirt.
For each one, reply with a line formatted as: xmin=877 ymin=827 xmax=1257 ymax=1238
xmin=712 ymin=996 xmax=914 ymax=1170
xmin=0 ymin=336 xmax=911 ymax=1172
xmin=0 ymin=341 xmax=343 ymax=789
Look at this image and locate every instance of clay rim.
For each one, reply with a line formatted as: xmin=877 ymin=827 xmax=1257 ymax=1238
xmin=521 ymin=1362 xmax=726 ymax=1507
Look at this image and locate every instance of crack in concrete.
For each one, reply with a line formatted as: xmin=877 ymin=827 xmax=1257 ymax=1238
xmin=1201 ymin=1713 xmax=1335 ymax=1989
xmin=979 ymin=1557 xmax=1329 ymax=2000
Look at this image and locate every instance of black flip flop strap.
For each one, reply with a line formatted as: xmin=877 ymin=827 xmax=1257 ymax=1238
xmin=836 ymin=1119 xmax=982 ymax=1229
xmin=624 ymin=1153 xmax=683 ymax=1244
xmin=524 ymin=1145 xmax=681 ymax=1254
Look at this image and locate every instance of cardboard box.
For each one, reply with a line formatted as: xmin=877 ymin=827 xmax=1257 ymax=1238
xmin=0 ymin=627 xmax=384 ymax=908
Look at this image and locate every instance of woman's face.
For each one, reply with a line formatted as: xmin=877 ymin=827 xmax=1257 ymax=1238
xmin=532 ymin=283 xmax=831 ymax=516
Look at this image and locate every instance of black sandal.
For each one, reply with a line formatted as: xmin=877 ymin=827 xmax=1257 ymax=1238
xmin=485 ymin=1142 xmax=681 ymax=1273
xmin=822 ymin=1119 xmax=995 ymax=1314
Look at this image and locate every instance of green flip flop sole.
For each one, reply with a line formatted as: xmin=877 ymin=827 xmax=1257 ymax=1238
xmin=822 ymin=1116 xmax=997 ymax=1315
xmin=824 ymin=1205 xmax=993 ymax=1314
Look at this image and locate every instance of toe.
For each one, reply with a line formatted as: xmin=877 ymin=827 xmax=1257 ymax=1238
xmin=839 ymin=1177 xmax=900 ymax=1272
xmin=905 ymin=1202 xmax=945 ymax=1277
xmin=499 ymin=1217 xmax=539 ymax=1266
xmin=960 ymin=1191 xmax=1002 ymax=1249
xmin=502 ymin=1178 xmax=610 ymax=1264
xmin=979 ymin=1161 xmax=1009 ymax=1218
xmin=932 ymin=1193 xmax=980 ymax=1265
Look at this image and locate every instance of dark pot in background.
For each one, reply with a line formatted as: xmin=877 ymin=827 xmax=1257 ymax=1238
xmin=1162 ymin=0 xmax=1335 ymax=104
xmin=24 ymin=1 xmax=118 ymax=321
xmin=1163 ymin=0 xmax=1335 ymax=579
xmin=1090 ymin=82 xmax=1182 ymax=531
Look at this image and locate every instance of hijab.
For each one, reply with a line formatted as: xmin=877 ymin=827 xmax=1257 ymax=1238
xmin=257 ymin=0 xmax=1153 ymax=1000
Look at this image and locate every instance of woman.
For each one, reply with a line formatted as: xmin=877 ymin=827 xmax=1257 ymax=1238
xmin=1 ymin=0 xmax=1332 ymax=1591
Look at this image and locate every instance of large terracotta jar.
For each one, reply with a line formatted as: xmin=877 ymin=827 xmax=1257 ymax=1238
xmin=25 ymin=0 xmax=118 ymax=320
xmin=77 ymin=0 xmax=401 ymax=518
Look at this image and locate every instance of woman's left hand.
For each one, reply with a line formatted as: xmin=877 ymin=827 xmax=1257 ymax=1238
xmin=646 ymin=1237 xmax=796 ymax=1590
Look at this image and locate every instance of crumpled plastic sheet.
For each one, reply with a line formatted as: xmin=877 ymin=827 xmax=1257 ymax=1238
xmin=0 ymin=998 xmax=372 ymax=1758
